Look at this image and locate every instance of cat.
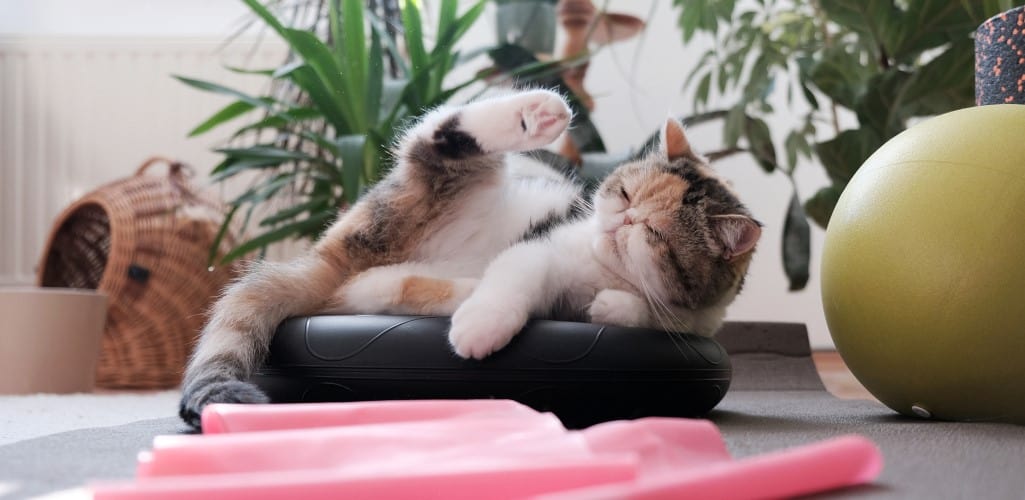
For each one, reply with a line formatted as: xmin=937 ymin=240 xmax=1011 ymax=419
xmin=179 ymin=89 xmax=761 ymax=428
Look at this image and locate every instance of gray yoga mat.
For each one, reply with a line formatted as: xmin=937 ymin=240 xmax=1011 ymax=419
xmin=1 ymin=322 xmax=1023 ymax=499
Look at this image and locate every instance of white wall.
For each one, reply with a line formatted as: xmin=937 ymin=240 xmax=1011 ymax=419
xmin=0 ymin=0 xmax=836 ymax=347
xmin=0 ymin=0 xmax=251 ymax=37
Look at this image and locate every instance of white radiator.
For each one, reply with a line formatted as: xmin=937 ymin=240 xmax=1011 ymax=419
xmin=0 ymin=37 xmax=289 ymax=285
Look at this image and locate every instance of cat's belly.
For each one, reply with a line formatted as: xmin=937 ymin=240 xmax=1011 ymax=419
xmin=412 ymin=173 xmax=580 ymax=268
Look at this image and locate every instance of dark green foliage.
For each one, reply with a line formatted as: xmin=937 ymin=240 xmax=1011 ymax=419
xmin=673 ymin=0 xmax=1015 ymax=289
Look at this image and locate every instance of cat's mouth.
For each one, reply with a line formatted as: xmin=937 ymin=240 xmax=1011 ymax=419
xmin=605 ymin=225 xmax=633 ymax=258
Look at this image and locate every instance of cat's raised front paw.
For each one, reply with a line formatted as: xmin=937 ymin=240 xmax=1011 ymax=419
xmin=588 ymin=289 xmax=650 ymax=327
xmin=448 ymin=298 xmax=527 ymax=359
xmin=515 ymin=90 xmax=572 ymax=149
xmin=463 ymin=90 xmax=572 ymax=153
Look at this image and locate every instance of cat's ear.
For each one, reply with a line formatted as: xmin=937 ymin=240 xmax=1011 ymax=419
xmin=710 ymin=215 xmax=762 ymax=261
xmin=661 ymin=117 xmax=696 ymax=161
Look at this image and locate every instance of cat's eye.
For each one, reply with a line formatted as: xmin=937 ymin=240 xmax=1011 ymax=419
xmin=520 ymin=118 xmax=527 ymax=132
xmin=619 ymin=186 xmax=630 ymax=203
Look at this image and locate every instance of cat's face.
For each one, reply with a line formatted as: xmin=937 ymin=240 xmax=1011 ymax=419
xmin=592 ymin=118 xmax=761 ymax=312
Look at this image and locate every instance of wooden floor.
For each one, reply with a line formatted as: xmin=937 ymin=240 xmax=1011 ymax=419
xmin=811 ymin=351 xmax=876 ymax=400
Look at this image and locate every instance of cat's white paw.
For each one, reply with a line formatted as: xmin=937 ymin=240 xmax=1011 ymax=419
xmin=448 ymin=297 xmax=527 ymax=359
xmin=462 ymin=90 xmax=571 ymax=153
xmin=514 ymin=90 xmax=572 ymax=150
xmin=588 ymin=289 xmax=650 ymax=327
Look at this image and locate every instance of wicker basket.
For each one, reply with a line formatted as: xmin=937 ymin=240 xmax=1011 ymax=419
xmin=38 ymin=157 xmax=238 ymax=389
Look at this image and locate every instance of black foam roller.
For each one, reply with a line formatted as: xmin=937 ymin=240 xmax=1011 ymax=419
xmin=976 ymin=6 xmax=1025 ymax=105
xmin=251 ymin=315 xmax=732 ymax=428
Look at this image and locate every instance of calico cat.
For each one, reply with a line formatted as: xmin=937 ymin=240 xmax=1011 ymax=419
xmin=179 ymin=89 xmax=761 ymax=428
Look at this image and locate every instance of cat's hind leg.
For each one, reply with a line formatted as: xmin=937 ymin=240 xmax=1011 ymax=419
xmin=323 ymin=265 xmax=478 ymax=316
xmin=180 ymin=255 xmax=343 ymax=427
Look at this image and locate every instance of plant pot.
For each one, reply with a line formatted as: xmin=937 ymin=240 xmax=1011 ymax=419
xmin=0 ymin=287 xmax=107 ymax=394
xmin=496 ymin=1 xmax=557 ymax=57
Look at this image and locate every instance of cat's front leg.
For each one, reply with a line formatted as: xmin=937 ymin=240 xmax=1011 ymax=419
xmin=448 ymin=242 xmax=556 ymax=359
xmin=588 ymin=289 xmax=652 ymax=328
xmin=448 ymin=293 xmax=532 ymax=359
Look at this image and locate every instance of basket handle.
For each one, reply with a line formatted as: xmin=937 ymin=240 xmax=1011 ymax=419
xmin=135 ymin=156 xmax=196 ymax=181
xmin=135 ymin=156 xmax=200 ymax=201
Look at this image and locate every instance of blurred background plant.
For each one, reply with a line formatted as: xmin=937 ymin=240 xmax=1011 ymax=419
xmin=674 ymin=0 xmax=1016 ymax=289
xmin=181 ymin=0 xmax=501 ymax=263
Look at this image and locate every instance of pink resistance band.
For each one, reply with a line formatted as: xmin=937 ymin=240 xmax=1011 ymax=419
xmin=91 ymin=400 xmax=882 ymax=499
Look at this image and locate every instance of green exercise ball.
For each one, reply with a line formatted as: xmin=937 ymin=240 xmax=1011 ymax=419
xmin=821 ymin=104 xmax=1025 ymax=424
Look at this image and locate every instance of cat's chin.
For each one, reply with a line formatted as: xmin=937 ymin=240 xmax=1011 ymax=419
xmin=591 ymin=234 xmax=629 ymax=276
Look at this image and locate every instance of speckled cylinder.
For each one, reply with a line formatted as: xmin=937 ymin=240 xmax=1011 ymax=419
xmin=976 ymin=6 xmax=1025 ymax=105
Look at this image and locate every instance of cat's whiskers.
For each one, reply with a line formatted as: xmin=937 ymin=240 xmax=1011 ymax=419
xmin=635 ymin=269 xmax=676 ymax=332
xmin=634 ymin=273 xmax=693 ymax=354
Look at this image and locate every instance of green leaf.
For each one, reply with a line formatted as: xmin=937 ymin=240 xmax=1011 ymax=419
xmin=337 ymin=135 xmax=366 ymax=203
xmin=694 ymin=72 xmax=712 ymax=109
xmin=434 ymin=1 xmax=487 ymax=59
xmin=783 ymin=130 xmax=806 ymax=172
xmin=282 ymin=29 xmax=360 ymax=130
xmin=813 ymin=129 xmax=881 ymax=185
xmin=340 ymin=0 xmax=368 ymax=107
xmin=222 ymin=65 xmax=277 ymax=76
xmin=230 ymin=108 xmax=324 ymax=138
xmin=438 ymin=0 xmax=458 ymax=35
xmin=286 ymin=64 xmax=352 ymax=133
xmin=365 ymin=23 xmax=385 ymax=126
xmin=889 ymin=0 xmax=979 ymax=61
xmin=208 ymin=204 xmax=238 ymax=266
xmin=259 ymin=195 xmax=332 ymax=227
xmin=271 ymin=60 xmax=306 ymax=79
xmin=238 ymin=0 xmax=359 ymax=130
xmin=228 ymin=173 xmax=294 ymax=206
xmin=430 ymin=0 xmax=487 ymax=96
xmin=209 ymin=157 xmax=283 ymax=182
xmin=744 ymin=116 xmax=776 ymax=173
xmin=188 ymin=99 xmax=259 ymax=137
xmin=221 ymin=211 xmax=334 ymax=264
xmin=215 ymin=145 xmax=319 ymax=162
xmin=807 ymin=45 xmax=868 ymax=109
xmin=367 ymin=10 xmax=410 ymax=77
xmin=723 ymin=106 xmax=746 ymax=148
xmin=899 ymin=39 xmax=975 ymax=117
xmin=676 ymin=0 xmax=705 ymax=42
xmin=854 ymin=70 xmax=913 ymax=139
xmin=401 ymin=0 xmax=430 ymax=104
xmin=174 ymin=76 xmax=274 ymax=112
xmin=817 ymin=0 xmax=899 ymax=55
xmin=804 ymin=184 xmax=845 ymax=228
xmin=782 ymin=191 xmax=811 ymax=290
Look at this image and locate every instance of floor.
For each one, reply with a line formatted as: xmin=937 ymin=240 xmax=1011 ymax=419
xmin=812 ymin=350 xmax=875 ymax=400
xmin=0 ymin=351 xmax=874 ymax=447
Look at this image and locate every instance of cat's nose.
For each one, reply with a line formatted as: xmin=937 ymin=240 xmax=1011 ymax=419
xmin=622 ymin=214 xmax=634 ymax=226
